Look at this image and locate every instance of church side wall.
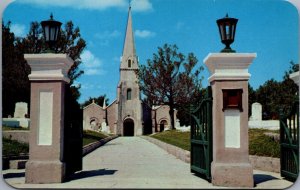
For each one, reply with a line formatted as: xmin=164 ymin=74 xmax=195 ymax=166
xmin=107 ymin=101 xmax=117 ymax=134
xmin=83 ymin=104 xmax=105 ymax=131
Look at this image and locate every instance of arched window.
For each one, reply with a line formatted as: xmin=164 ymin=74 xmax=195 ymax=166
xmin=127 ymin=89 xmax=132 ymax=100
xmin=128 ymin=59 xmax=132 ymax=68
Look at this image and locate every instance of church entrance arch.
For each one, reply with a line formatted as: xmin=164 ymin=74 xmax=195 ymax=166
xmin=123 ymin=118 xmax=134 ymax=136
xmin=159 ymin=120 xmax=168 ymax=132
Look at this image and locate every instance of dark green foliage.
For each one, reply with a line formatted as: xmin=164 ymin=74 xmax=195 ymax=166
xmin=137 ymin=44 xmax=204 ymax=129
xmin=2 ymin=137 xmax=29 ymax=156
xmin=81 ymin=95 xmax=109 ymax=108
xmin=2 ymin=20 xmax=86 ymax=117
xmin=2 ymin=22 xmax=31 ymax=117
xmin=249 ymin=61 xmax=299 ymax=120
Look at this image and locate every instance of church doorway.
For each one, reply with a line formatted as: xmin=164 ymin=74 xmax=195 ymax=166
xmin=159 ymin=120 xmax=168 ymax=132
xmin=123 ymin=119 xmax=134 ymax=136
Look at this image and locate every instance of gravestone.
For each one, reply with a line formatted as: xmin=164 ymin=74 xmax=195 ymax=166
xmin=14 ymin=102 xmax=28 ymax=118
xmin=251 ymin=102 xmax=262 ymax=121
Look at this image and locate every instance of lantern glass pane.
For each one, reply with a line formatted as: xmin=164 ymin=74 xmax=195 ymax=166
xmin=220 ymin=25 xmax=225 ymax=41
xmin=50 ymin=27 xmax=56 ymax=41
xmin=55 ymin=28 xmax=59 ymax=40
xmin=226 ymin=25 xmax=230 ymax=40
xmin=44 ymin=26 xmax=50 ymax=41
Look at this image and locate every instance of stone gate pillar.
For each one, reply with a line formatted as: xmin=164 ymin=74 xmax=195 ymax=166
xmin=24 ymin=54 xmax=73 ymax=184
xmin=204 ymin=53 xmax=256 ymax=187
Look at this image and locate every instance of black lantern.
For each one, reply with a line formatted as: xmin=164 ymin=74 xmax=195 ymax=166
xmin=41 ymin=13 xmax=62 ymax=53
xmin=217 ymin=14 xmax=238 ymax=53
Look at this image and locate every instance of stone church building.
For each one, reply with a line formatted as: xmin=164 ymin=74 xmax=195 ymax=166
xmin=83 ymin=7 xmax=176 ymax=136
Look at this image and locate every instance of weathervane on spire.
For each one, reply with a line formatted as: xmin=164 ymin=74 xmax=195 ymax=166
xmin=129 ymin=0 xmax=133 ymax=9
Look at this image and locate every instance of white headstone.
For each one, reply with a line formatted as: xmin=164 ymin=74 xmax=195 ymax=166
xmin=101 ymin=122 xmax=110 ymax=134
xmin=13 ymin=102 xmax=28 ymax=118
xmin=251 ymin=102 xmax=262 ymax=121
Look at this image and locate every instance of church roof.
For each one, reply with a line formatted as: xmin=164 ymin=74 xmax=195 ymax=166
xmin=83 ymin=101 xmax=104 ymax=110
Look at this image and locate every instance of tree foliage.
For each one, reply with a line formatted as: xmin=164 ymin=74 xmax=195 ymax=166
xmin=136 ymin=44 xmax=204 ymax=129
xmin=249 ymin=61 xmax=299 ymax=120
xmin=2 ymin=20 xmax=86 ymax=117
xmin=81 ymin=95 xmax=110 ymax=109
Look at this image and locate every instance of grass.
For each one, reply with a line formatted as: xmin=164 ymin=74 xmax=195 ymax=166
xmin=150 ymin=130 xmax=191 ymax=151
xmin=249 ymin=128 xmax=280 ymax=158
xmin=82 ymin=130 xmax=109 ymax=146
xmin=2 ymin=137 xmax=29 ymax=156
xmin=2 ymin=126 xmax=29 ymax=131
xmin=2 ymin=129 xmax=109 ymax=157
xmin=150 ymin=128 xmax=280 ymax=158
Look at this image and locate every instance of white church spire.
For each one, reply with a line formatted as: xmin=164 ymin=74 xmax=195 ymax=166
xmin=121 ymin=3 xmax=138 ymax=70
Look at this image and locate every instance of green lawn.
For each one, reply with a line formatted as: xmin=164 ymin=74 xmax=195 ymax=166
xmin=82 ymin=130 xmax=109 ymax=146
xmin=150 ymin=128 xmax=280 ymax=158
xmin=2 ymin=126 xmax=29 ymax=131
xmin=2 ymin=130 xmax=109 ymax=156
xmin=150 ymin=130 xmax=190 ymax=151
xmin=249 ymin=128 xmax=280 ymax=158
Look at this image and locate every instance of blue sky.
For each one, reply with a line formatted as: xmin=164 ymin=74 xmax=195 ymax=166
xmin=2 ymin=0 xmax=299 ymax=104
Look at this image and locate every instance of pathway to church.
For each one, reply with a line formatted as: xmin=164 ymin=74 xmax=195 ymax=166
xmin=2 ymin=137 xmax=293 ymax=189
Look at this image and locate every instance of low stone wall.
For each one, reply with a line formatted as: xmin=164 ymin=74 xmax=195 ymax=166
xmin=249 ymin=120 xmax=279 ymax=130
xmin=141 ymin=136 xmax=190 ymax=163
xmin=249 ymin=155 xmax=280 ymax=173
xmin=2 ymin=130 xmax=29 ymax=144
xmin=82 ymin=135 xmax=118 ymax=156
xmin=143 ymin=136 xmax=280 ymax=173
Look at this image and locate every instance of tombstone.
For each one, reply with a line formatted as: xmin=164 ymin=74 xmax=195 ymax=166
xmin=101 ymin=122 xmax=110 ymax=134
xmin=250 ymin=102 xmax=262 ymax=121
xmin=14 ymin=102 xmax=28 ymax=118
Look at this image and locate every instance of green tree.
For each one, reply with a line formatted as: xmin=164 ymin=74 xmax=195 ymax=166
xmin=2 ymin=20 xmax=86 ymax=116
xmin=136 ymin=44 xmax=204 ymax=129
xmin=81 ymin=95 xmax=110 ymax=109
xmin=2 ymin=22 xmax=31 ymax=117
xmin=253 ymin=61 xmax=299 ymax=120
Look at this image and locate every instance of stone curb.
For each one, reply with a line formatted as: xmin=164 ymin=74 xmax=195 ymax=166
xmin=2 ymin=136 xmax=118 ymax=170
xmin=142 ymin=136 xmax=280 ymax=173
xmin=141 ymin=136 xmax=190 ymax=163
xmin=249 ymin=155 xmax=280 ymax=173
xmin=82 ymin=135 xmax=118 ymax=157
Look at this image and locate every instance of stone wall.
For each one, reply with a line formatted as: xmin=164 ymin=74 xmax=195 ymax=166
xmin=143 ymin=136 xmax=280 ymax=173
xmin=2 ymin=131 xmax=29 ymax=144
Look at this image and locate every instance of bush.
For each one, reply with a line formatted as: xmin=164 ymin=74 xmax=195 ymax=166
xmin=2 ymin=137 xmax=29 ymax=156
xmin=249 ymin=129 xmax=280 ymax=158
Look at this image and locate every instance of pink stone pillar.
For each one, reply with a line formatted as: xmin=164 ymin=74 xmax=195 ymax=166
xmin=24 ymin=54 xmax=73 ymax=184
xmin=204 ymin=53 xmax=256 ymax=188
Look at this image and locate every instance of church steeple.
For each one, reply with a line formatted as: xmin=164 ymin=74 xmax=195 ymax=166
xmin=121 ymin=5 xmax=138 ymax=70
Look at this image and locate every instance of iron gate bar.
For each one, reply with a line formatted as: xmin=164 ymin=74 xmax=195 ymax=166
xmin=189 ymin=86 xmax=213 ymax=181
xmin=280 ymin=100 xmax=299 ymax=182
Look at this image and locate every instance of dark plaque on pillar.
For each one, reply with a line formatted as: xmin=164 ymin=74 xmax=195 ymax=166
xmin=222 ymin=89 xmax=243 ymax=112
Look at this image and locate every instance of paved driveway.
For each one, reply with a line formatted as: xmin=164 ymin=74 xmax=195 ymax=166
xmin=2 ymin=137 xmax=294 ymax=189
